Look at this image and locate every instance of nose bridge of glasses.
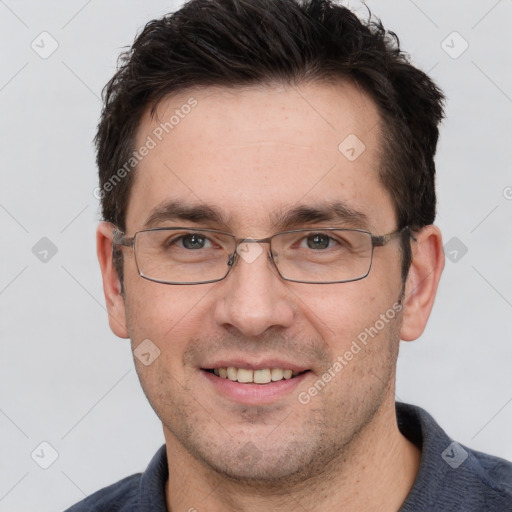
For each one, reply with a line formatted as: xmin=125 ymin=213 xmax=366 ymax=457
xmin=228 ymin=236 xmax=275 ymax=268
xmin=236 ymin=236 xmax=273 ymax=245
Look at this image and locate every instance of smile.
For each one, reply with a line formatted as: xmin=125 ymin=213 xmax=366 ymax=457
xmin=204 ymin=367 xmax=305 ymax=384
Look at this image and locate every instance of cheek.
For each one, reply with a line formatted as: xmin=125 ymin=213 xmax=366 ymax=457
xmin=293 ymin=275 xmax=401 ymax=363
xmin=123 ymin=282 xmax=208 ymax=404
xmin=123 ymin=278 xmax=207 ymax=357
xmin=294 ymin=284 xmax=378 ymax=338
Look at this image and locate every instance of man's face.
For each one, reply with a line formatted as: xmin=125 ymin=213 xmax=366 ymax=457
xmin=119 ymin=82 xmax=405 ymax=482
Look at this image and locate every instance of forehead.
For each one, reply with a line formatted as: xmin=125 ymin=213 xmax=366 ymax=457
xmin=127 ymin=81 xmax=395 ymax=233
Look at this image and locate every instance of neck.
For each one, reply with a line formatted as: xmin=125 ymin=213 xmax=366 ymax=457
xmin=164 ymin=397 xmax=420 ymax=512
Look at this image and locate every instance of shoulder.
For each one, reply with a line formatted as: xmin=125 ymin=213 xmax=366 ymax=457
xmin=397 ymin=403 xmax=512 ymax=511
xmin=462 ymin=446 xmax=512 ymax=507
xmin=63 ymin=444 xmax=168 ymax=511
xmin=63 ymin=473 xmax=142 ymax=511
xmin=428 ymin=444 xmax=512 ymax=511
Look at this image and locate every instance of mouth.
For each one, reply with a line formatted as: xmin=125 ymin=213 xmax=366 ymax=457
xmin=202 ymin=367 xmax=310 ymax=384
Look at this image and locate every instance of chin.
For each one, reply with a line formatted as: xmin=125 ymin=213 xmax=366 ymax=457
xmin=189 ymin=436 xmax=334 ymax=487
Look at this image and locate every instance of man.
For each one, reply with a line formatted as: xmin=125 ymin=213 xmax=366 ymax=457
xmin=65 ymin=0 xmax=512 ymax=510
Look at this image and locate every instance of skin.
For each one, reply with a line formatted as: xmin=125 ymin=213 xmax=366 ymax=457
xmin=97 ymin=81 xmax=445 ymax=511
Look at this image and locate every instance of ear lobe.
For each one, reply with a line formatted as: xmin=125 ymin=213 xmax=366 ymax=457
xmin=97 ymin=222 xmax=129 ymax=339
xmin=400 ymin=225 xmax=445 ymax=342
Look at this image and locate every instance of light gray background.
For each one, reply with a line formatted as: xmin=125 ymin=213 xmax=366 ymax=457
xmin=1 ymin=1 xmax=511 ymax=510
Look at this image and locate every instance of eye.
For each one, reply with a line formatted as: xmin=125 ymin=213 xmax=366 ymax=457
xmin=302 ymin=233 xmax=336 ymax=250
xmin=177 ymin=233 xmax=213 ymax=250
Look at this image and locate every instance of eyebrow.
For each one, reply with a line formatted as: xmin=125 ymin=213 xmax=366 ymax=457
xmin=271 ymin=201 xmax=369 ymax=230
xmin=143 ymin=201 xmax=229 ymax=229
xmin=142 ymin=199 xmax=369 ymax=231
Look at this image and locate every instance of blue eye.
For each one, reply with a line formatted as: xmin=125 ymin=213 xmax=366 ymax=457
xmin=179 ymin=233 xmax=212 ymax=250
xmin=303 ymin=233 xmax=336 ymax=250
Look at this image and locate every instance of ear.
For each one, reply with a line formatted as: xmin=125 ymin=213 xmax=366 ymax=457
xmin=400 ymin=225 xmax=445 ymax=341
xmin=97 ymin=222 xmax=129 ymax=339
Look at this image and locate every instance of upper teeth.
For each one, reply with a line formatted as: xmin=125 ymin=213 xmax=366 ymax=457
xmin=213 ymin=367 xmax=298 ymax=384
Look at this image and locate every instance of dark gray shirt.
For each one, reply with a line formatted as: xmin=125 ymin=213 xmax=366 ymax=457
xmin=64 ymin=403 xmax=512 ymax=511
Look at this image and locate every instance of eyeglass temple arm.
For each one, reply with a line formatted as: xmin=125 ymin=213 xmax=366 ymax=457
xmin=112 ymin=229 xmax=135 ymax=248
xmin=371 ymin=226 xmax=415 ymax=247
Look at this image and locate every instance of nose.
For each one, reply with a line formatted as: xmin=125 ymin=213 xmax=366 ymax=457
xmin=213 ymin=242 xmax=295 ymax=337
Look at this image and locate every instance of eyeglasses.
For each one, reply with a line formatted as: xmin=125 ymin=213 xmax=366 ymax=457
xmin=113 ymin=226 xmax=409 ymax=285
